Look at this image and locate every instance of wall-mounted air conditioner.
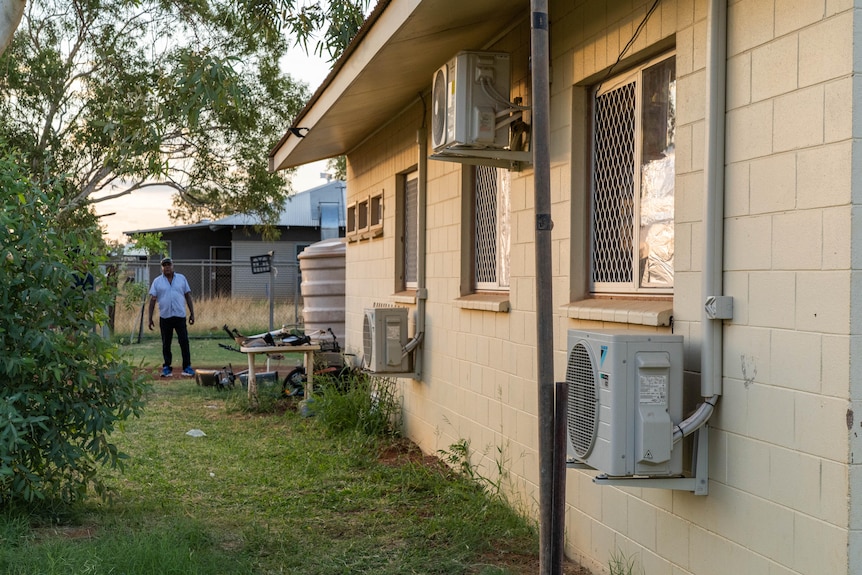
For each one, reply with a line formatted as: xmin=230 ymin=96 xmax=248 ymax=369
xmin=566 ymin=329 xmax=684 ymax=477
xmin=363 ymin=307 xmax=411 ymax=373
xmin=431 ymin=51 xmax=511 ymax=152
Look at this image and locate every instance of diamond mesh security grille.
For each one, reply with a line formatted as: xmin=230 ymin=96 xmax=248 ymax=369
xmin=475 ymin=165 xmax=498 ymax=286
xmin=592 ymin=82 xmax=636 ymax=284
xmin=404 ymin=176 xmax=418 ymax=286
xmin=566 ymin=341 xmax=599 ymax=459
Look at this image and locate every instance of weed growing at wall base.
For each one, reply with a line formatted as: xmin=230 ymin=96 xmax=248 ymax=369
xmin=609 ymin=549 xmax=645 ymax=575
xmin=314 ymin=373 xmax=402 ymax=436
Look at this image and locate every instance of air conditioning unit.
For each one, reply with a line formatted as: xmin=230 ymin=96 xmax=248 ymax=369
xmin=431 ymin=51 xmax=511 ymax=152
xmin=566 ymin=329 xmax=684 ymax=477
xmin=363 ymin=307 xmax=411 ymax=373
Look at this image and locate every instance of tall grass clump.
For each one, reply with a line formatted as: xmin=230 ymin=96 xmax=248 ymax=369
xmin=314 ymin=373 xmax=401 ymax=437
xmin=609 ymin=549 xmax=644 ymax=575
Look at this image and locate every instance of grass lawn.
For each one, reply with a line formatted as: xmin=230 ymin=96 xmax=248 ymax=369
xmin=0 ymin=351 xmax=590 ymax=574
xmin=118 ymin=336 xmax=257 ymax=372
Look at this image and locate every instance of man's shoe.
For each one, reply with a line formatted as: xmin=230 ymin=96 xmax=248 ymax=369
xmin=182 ymin=367 xmax=195 ymax=377
xmin=161 ymin=366 xmax=173 ymax=378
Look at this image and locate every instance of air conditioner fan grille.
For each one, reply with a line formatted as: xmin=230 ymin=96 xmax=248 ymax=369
xmin=566 ymin=341 xmax=599 ymax=459
xmin=432 ymin=67 xmax=446 ymax=147
xmin=362 ymin=313 xmax=373 ymax=367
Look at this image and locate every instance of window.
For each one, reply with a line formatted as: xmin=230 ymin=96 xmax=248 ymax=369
xmin=346 ymin=203 xmax=357 ymax=236
xmin=319 ymin=202 xmax=340 ymax=240
xmin=473 ymin=165 xmax=510 ymax=291
xmin=402 ymin=171 xmax=418 ymax=289
xmin=590 ymin=53 xmax=675 ymax=294
xmin=295 ymin=243 xmax=311 ymax=261
xmin=346 ymin=193 xmax=383 ymax=241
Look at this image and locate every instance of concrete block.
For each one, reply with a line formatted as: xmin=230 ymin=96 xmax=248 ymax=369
xmin=823 ymin=206 xmax=851 ymax=270
xmin=726 ymin=101 xmax=773 ymax=164
xmin=773 ymin=86 xmax=825 ymax=152
xmin=793 ymin=513 xmax=847 ymax=574
xmin=749 ymin=272 xmax=796 ymax=329
xmin=727 ymin=0 xmax=775 ymax=56
xmin=771 ymin=329 xmax=822 ymax=392
xmin=776 ymin=0 xmax=830 ymax=36
xmin=751 ymin=35 xmax=798 ymax=101
xmin=795 ymin=393 xmax=849 ymax=461
xmin=825 ymin=77 xmax=853 ymax=142
xmin=773 ymin=211 xmax=823 ymax=271
xmin=796 ymin=271 xmax=850 ymax=334
xmin=725 ymin=215 xmax=772 ymax=270
xmin=749 ymin=153 xmax=796 ymax=214
xmin=797 ymin=142 xmax=852 ymax=209
xmin=726 ymin=434 xmax=770 ymax=498
xmin=799 ymin=12 xmax=853 ymax=87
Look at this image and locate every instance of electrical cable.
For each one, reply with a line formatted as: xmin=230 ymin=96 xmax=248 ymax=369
xmin=595 ymin=0 xmax=662 ymax=92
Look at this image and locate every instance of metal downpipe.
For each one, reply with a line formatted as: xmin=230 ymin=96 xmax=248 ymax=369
xmin=674 ymin=0 xmax=727 ymax=443
xmin=412 ymin=126 xmax=428 ymax=378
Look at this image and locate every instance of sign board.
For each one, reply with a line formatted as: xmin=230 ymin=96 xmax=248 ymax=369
xmin=250 ymin=254 xmax=271 ymax=274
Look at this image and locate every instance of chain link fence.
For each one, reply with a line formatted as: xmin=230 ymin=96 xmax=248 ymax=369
xmin=109 ymin=258 xmax=304 ymax=341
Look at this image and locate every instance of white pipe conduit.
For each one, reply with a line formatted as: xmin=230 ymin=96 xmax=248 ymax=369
xmin=673 ymin=0 xmax=728 ymax=443
xmin=400 ymin=126 xmax=427 ymax=377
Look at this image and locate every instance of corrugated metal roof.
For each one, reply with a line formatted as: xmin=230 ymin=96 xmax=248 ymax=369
xmin=123 ymin=180 xmax=346 ymax=236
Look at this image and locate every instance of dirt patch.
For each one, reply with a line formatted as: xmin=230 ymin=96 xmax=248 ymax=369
xmin=33 ymin=524 xmax=97 ymax=541
xmin=377 ymin=438 xmax=449 ymax=474
xmin=469 ymin=549 xmax=592 ymax=574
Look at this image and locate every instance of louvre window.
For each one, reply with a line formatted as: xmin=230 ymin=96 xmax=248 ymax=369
xmin=403 ymin=172 xmax=418 ymax=289
xmin=474 ymin=165 xmax=510 ymax=291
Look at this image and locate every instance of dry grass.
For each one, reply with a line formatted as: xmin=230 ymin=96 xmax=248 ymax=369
xmin=112 ymin=295 xmax=302 ymax=340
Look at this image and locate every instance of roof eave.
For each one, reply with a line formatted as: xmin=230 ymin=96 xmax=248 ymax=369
xmin=268 ymin=0 xmax=529 ymax=172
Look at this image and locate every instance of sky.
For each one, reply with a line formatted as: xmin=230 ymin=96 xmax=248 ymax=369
xmin=95 ymin=45 xmax=332 ymax=242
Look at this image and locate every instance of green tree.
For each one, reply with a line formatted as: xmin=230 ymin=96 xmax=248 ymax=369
xmin=0 ymin=0 xmax=310 ymax=226
xmin=0 ymin=155 xmax=147 ymax=504
xmin=327 ymin=155 xmax=347 ymax=181
xmin=234 ymin=0 xmax=371 ymax=62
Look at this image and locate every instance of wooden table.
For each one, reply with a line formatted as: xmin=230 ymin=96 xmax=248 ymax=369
xmin=239 ymin=343 xmax=320 ymax=403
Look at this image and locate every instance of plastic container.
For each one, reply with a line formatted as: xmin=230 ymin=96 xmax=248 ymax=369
xmin=298 ymin=238 xmax=346 ymax=345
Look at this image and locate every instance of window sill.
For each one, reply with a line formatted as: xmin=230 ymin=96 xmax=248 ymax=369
xmin=391 ymin=291 xmax=417 ymax=305
xmin=562 ymin=298 xmax=673 ymax=326
xmin=455 ymin=293 xmax=511 ymax=313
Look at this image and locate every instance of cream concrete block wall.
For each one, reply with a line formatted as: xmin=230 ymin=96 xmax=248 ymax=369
xmin=342 ymin=15 xmax=547 ymax=527
xmin=340 ymin=0 xmax=860 ymax=573
xmin=556 ymin=0 xmax=856 ymax=574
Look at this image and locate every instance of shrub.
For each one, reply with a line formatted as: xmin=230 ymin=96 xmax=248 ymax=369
xmin=0 ymin=157 xmax=147 ymax=503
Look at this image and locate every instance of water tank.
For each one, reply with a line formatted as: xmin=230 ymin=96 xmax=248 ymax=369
xmin=298 ymin=237 xmax=346 ymax=347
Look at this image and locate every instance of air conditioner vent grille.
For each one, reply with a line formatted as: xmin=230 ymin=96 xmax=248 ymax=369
xmin=362 ymin=312 xmax=373 ymax=362
xmin=432 ymin=67 xmax=447 ymax=148
xmin=566 ymin=341 xmax=598 ymax=459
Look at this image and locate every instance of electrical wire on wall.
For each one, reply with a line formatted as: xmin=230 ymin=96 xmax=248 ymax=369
xmin=596 ymin=0 xmax=662 ymax=91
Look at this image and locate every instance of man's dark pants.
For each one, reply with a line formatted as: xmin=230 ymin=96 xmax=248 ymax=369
xmin=159 ymin=316 xmax=191 ymax=370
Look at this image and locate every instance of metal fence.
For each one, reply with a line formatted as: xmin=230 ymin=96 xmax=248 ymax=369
xmin=109 ymin=258 xmax=304 ymax=340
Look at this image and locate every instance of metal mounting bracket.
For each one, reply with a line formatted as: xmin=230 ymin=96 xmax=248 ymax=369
xmin=585 ymin=425 xmax=710 ymax=496
xmin=705 ymin=296 xmax=733 ymax=320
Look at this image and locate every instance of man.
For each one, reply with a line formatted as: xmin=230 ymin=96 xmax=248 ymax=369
xmin=148 ymin=257 xmax=196 ymax=377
